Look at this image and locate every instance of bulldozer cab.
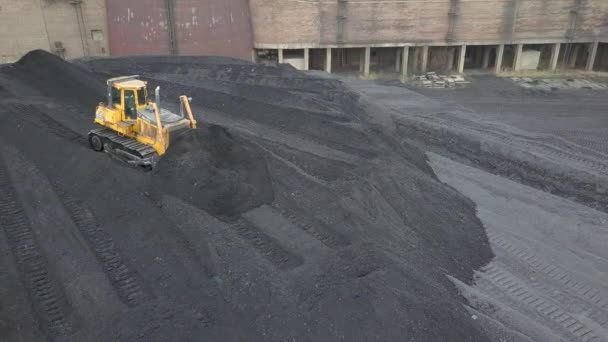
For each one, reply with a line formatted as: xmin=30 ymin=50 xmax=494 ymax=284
xmin=110 ymin=79 xmax=148 ymax=121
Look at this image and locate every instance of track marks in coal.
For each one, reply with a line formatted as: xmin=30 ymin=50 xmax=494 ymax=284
xmin=53 ymin=187 xmax=149 ymax=307
xmin=278 ymin=206 xmax=350 ymax=249
xmin=487 ymin=230 xmax=608 ymax=329
xmin=230 ymin=218 xmax=303 ymax=270
xmin=487 ymin=230 xmax=608 ymax=312
xmin=0 ymin=155 xmax=72 ymax=338
xmin=401 ymin=118 xmax=608 ymax=214
xmin=407 ymin=115 xmax=608 ymax=175
xmin=480 ymin=264 xmax=600 ymax=341
xmin=8 ymin=103 xmax=87 ymax=146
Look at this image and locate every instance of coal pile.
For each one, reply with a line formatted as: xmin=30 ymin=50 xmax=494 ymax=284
xmin=7 ymin=50 xmax=106 ymax=106
xmin=0 ymin=51 xmax=492 ymax=341
xmin=154 ymin=125 xmax=274 ymax=218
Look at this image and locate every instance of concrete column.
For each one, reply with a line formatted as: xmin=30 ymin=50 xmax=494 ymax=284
xmin=513 ymin=43 xmax=524 ymax=71
xmin=364 ymin=47 xmax=371 ymax=77
xmin=447 ymin=47 xmax=455 ymax=71
xmin=457 ymin=45 xmax=466 ymax=73
xmin=569 ymin=45 xmax=580 ymax=68
xmin=395 ymin=48 xmax=401 ymax=72
xmin=304 ymin=48 xmax=309 ymax=71
xmin=278 ymin=49 xmax=284 ymax=64
xmin=359 ymin=49 xmax=365 ymax=72
xmin=421 ymin=46 xmax=429 ymax=73
xmin=482 ymin=46 xmax=491 ymax=69
xmin=495 ymin=44 xmax=505 ymax=74
xmin=401 ymin=46 xmax=409 ymax=82
xmin=586 ymin=41 xmax=599 ymax=71
xmin=550 ymin=43 xmax=561 ymax=71
xmin=325 ymin=48 xmax=332 ymax=73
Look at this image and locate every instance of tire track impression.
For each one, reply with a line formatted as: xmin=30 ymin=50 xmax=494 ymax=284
xmin=52 ymin=187 xmax=150 ymax=307
xmin=408 ymin=115 xmax=608 ymax=174
xmin=278 ymin=206 xmax=350 ymax=249
xmin=0 ymin=154 xmax=72 ymax=338
xmin=486 ymin=229 xmax=608 ymax=328
xmin=231 ymin=218 xmax=303 ymax=270
xmin=487 ymin=230 xmax=608 ymax=311
xmin=9 ymin=104 xmax=88 ymax=146
xmin=480 ymin=264 xmax=600 ymax=341
xmin=432 ymin=113 xmax=608 ymax=161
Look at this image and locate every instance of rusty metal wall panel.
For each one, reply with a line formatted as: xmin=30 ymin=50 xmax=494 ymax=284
xmin=106 ymin=0 xmax=171 ymax=55
xmin=106 ymin=0 xmax=252 ymax=59
xmin=174 ymin=0 xmax=253 ymax=59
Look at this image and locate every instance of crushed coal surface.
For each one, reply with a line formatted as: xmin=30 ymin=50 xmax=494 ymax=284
xmin=153 ymin=125 xmax=274 ymax=218
xmin=7 ymin=50 xmax=106 ymax=105
xmin=0 ymin=51 xmax=492 ymax=341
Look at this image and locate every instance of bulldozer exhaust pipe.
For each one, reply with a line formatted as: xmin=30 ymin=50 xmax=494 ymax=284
xmin=155 ymin=86 xmax=160 ymax=111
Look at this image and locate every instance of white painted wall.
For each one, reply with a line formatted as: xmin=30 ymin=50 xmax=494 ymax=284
xmin=284 ymin=57 xmax=305 ymax=70
xmin=520 ymin=50 xmax=541 ymax=70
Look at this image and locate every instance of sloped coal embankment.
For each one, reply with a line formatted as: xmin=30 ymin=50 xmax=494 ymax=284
xmin=0 ymin=50 xmax=492 ymax=341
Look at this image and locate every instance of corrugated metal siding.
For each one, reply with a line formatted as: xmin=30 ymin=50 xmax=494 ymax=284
xmin=106 ymin=0 xmax=252 ymax=59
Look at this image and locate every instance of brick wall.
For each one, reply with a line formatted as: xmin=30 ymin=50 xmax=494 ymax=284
xmin=249 ymin=0 xmax=608 ymax=47
xmin=0 ymin=0 xmax=109 ymax=63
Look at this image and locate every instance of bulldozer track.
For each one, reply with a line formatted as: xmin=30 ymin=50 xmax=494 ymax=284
xmin=53 ymin=187 xmax=149 ymax=307
xmin=9 ymin=104 xmax=87 ymax=146
xmin=231 ymin=218 xmax=302 ymax=270
xmin=0 ymin=155 xmax=72 ymax=337
xmin=479 ymin=264 xmax=601 ymax=342
xmin=279 ymin=206 xmax=350 ymax=249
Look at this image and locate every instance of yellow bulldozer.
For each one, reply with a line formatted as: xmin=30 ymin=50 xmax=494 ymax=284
xmin=88 ymin=75 xmax=196 ymax=168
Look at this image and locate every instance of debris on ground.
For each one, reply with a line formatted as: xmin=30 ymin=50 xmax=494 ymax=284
xmin=413 ymin=72 xmax=470 ymax=88
xmin=511 ymin=77 xmax=608 ymax=90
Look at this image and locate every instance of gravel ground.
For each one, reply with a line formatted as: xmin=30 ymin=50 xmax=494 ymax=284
xmin=0 ymin=51 xmax=492 ymax=341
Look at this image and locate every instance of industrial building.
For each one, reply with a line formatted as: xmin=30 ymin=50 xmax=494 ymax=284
xmin=2 ymin=0 xmax=608 ymax=75
xmin=250 ymin=0 xmax=608 ymax=76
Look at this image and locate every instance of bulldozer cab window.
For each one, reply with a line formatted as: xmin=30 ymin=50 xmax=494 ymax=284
xmin=124 ymin=90 xmax=137 ymax=120
xmin=111 ymin=87 xmax=121 ymax=108
xmin=137 ymin=87 xmax=147 ymax=106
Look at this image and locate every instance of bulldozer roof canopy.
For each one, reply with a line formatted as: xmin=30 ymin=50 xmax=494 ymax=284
xmin=113 ymin=79 xmax=147 ymax=89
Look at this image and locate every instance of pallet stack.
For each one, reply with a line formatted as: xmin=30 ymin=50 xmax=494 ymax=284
xmin=413 ymin=72 xmax=470 ymax=88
